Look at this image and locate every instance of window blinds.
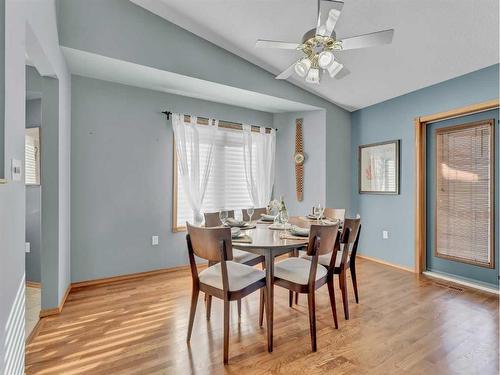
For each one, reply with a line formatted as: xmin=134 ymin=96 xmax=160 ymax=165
xmin=25 ymin=128 xmax=40 ymax=185
xmin=435 ymin=120 xmax=494 ymax=267
xmin=176 ymin=127 xmax=258 ymax=227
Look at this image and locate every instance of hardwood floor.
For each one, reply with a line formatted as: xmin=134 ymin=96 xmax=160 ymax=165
xmin=25 ymin=259 xmax=499 ymax=374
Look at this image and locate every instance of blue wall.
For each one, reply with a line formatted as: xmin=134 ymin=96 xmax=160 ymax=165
xmin=70 ymin=75 xmax=274 ymax=282
xmin=351 ymin=64 xmax=499 ymax=270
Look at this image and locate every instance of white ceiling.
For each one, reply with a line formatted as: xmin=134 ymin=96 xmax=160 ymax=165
xmin=131 ymin=0 xmax=500 ymax=111
xmin=62 ymin=47 xmax=320 ymax=113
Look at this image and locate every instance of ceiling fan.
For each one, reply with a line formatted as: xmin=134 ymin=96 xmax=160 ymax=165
xmin=255 ymin=0 xmax=394 ymax=84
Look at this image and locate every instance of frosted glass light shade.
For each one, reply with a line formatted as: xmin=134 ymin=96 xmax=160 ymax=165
xmin=326 ymin=61 xmax=344 ymax=78
xmin=294 ymin=58 xmax=311 ymax=77
xmin=305 ymin=68 xmax=320 ymax=84
xmin=318 ymin=51 xmax=334 ymax=68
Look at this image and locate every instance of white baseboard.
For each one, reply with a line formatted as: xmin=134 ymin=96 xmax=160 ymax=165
xmin=423 ymin=271 xmax=499 ymax=295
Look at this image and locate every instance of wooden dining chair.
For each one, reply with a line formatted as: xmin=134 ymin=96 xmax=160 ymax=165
xmin=241 ymin=207 xmax=267 ymax=222
xmin=334 ymin=217 xmax=361 ymax=320
xmin=203 ymin=211 xmax=264 ymax=319
xmin=186 ymin=223 xmax=266 ymax=364
xmin=297 ymin=217 xmax=361 ymax=320
xmin=204 ymin=210 xmax=235 ymax=227
xmin=260 ymin=223 xmax=340 ymax=352
xmin=323 ymin=208 xmax=346 ymax=221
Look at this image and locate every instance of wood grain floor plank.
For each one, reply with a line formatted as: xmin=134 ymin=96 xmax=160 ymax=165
xmin=26 ymin=259 xmax=499 ymax=374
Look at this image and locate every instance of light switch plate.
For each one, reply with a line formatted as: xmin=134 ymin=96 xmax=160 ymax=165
xmin=25 ymin=242 xmax=31 ymax=253
xmin=11 ymin=159 xmax=22 ymax=182
xmin=382 ymin=230 xmax=389 ymax=240
xmin=152 ymin=235 xmax=159 ymax=246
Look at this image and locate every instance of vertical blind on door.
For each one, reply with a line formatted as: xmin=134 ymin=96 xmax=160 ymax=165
xmin=435 ymin=120 xmax=494 ymax=267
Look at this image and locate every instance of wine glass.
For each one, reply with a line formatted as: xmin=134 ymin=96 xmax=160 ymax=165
xmin=247 ymin=207 xmax=255 ymax=223
xmin=313 ymin=204 xmax=322 ymax=224
xmin=219 ymin=210 xmax=228 ymax=226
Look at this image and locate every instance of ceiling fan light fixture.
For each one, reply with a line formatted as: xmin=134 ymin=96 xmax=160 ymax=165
xmin=318 ymin=51 xmax=334 ymax=69
xmin=294 ymin=58 xmax=311 ymax=77
xmin=327 ymin=60 xmax=344 ymax=78
xmin=305 ymin=67 xmax=320 ymax=84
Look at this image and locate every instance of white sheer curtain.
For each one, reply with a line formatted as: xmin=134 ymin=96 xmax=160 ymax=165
xmin=172 ymin=114 xmax=218 ymax=224
xmin=242 ymin=124 xmax=276 ymax=207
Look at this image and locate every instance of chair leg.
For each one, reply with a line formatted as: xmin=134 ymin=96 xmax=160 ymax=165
xmin=206 ymin=295 xmax=212 ymax=321
xmin=187 ymin=285 xmax=199 ymax=342
xmin=292 ymin=250 xmax=299 ymax=305
xmin=327 ymin=278 xmax=339 ymax=329
xmin=307 ymin=291 xmax=317 ymax=352
xmin=259 ymin=288 xmax=265 ymax=327
xmin=237 ymin=299 xmax=242 ymax=318
xmin=288 ymin=291 xmax=293 ymax=307
xmin=350 ymin=265 xmax=359 ymax=304
xmin=339 ymin=270 xmax=349 ymax=320
xmin=223 ymin=300 xmax=230 ymax=364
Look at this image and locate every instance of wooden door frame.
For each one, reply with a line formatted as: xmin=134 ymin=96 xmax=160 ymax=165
xmin=414 ymin=98 xmax=500 ymax=273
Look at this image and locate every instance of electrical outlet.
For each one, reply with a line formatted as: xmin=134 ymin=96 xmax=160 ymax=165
xmin=25 ymin=242 xmax=31 ymax=253
xmin=382 ymin=230 xmax=389 ymax=240
xmin=152 ymin=235 xmax=159 ymax=246
xmin=12 ymin=159 xmax=22 ymax=182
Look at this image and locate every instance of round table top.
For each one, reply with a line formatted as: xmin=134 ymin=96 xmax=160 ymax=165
xmin=233 ymin=217 xmax=311 ymax=250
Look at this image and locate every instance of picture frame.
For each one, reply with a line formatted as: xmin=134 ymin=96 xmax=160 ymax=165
xmin=358 ymin=139 xmax=400 ymax=194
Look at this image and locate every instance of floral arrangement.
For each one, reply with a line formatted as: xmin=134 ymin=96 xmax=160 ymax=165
xmin=267 ymin=197 xmax=287 ymax=220
xmin=267 ymin=199 xmax=281 ymax=213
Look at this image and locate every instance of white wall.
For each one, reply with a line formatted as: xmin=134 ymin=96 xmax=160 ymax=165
xmin=274 ymin=110 xmax=326 ymax=216
xmin=1 ymin=1 xmax=71 ymax=372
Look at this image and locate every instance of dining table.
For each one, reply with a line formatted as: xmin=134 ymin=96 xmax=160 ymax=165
xmin=232 ymin=216 xmax=315 ymax=353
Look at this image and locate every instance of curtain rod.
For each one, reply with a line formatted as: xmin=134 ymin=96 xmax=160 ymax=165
xmin=162 ymin=110 xmax=277 ymax=133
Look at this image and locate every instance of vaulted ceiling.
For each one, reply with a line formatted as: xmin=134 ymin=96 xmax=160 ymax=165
xmin=131 ymin=0 xmax=499 ymax=111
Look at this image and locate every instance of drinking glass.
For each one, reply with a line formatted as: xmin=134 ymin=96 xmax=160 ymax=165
xmin=247 ymin=207 xmax=254 ymax=223
xmin=219 ymin=210 xmax=228 ymax=226
xmin=313 ymin=204 xmax=322 ymax=224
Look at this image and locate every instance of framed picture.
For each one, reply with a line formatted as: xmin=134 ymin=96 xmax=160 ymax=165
xmin=359 ymin=140 xmax=400 ymax=194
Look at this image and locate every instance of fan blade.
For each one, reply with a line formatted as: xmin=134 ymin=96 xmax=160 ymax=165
xmin=316 ymin=0 xmax=344 ymax=37
xmin=256 ymin=39 xmax=301 ymax=50
xmin=339 ymin=29 xmax=394 ymax=50
xmin=275 ymin=62 xmax=297 ymax=80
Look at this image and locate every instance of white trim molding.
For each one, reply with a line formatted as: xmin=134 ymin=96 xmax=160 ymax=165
xmin=423 ymin=271 xmax=499 ymax=295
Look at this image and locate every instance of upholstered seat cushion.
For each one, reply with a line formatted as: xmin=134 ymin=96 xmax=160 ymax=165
xmin=232 ymin=249 xmax=261 ymax=264
xmin=299 ymin=249 xmax=349 ymax=268
xmin=199 ymin=261 xmax=265 ymax=291
xmin=274 ymin=258 xmax=327 ymax=285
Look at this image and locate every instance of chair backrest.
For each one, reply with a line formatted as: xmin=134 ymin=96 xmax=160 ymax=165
xmin=337 ymin=217 xmax=361 ymax=268
xmin=341 ymin=217 xmax=361 ymax=245
xmin=306 ymin=223 xmax=339 ymax=257
xmin=304 ymin=223 xmax=340 ymax=286
xmin=186 ymin=223 xmax=233 ymax=262
xmin=242 ymin=207 xmax=267 ymax=221
xmin=204 ymin=210 xmax=235 ymax=227
xmin=324 ymin=208 xmax=346 ymax=221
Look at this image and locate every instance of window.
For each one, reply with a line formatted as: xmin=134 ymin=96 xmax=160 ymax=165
xmin=435 ymin=120 xmax=494 ymax=267
xmin=173 ymin=122 xmax=260 ymax=231
xmin=25 ymin=127 xmax=40 ymax=185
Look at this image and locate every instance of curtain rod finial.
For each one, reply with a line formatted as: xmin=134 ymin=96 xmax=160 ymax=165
xmin=162 ymin=110 xmax=172 ymax=120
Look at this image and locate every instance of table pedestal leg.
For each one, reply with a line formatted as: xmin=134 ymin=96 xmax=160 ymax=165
xmin=265 ymin=252 xmax=274 ymax=352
